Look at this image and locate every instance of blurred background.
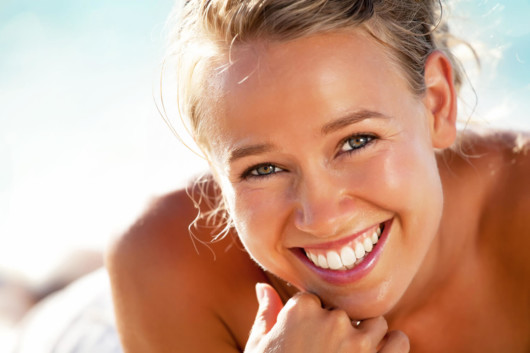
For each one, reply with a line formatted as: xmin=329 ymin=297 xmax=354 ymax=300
xmin=0 ymin=0 xmax=529 ymax=351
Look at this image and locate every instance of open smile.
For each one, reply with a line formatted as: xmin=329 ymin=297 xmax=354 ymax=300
xmin=304 ymin=224 xmax=383 ymax=270
xmin=291 ymin=219 xmax=393 ymax=284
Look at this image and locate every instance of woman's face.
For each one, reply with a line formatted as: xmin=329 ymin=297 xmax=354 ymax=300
xmin=206 ymin=30 xmax=446 ymax=319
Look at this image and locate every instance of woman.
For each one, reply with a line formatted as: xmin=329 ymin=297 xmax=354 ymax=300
xmin=106 ymin=0 xmax=530 ymax=351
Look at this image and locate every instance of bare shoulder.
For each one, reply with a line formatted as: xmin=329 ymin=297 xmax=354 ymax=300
xmin=479 ymin=130 xmax=530 ymax=267
xmin=106 ymin=178 xmax=265 ymax=352
xmin=438 ymin=129 xmax=530 ymax=340
xmin=461 ymin=129 xmax=530 ymax=229
xmin=454 ymin=129 xmax=530 ymax=236
xmin=447 ymin=128 xmax=530 ymax=278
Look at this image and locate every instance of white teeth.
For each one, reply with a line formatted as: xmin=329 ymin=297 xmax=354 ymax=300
xmin=317 ymin=254 xmax=329 ymax=269
xmin=354 ymin=242 xmax=366 ymax=259
xmin=308 ymin=252 xmax=318 ymax=264
xmin=305 ymin=224 xmax=384 ymax=271
xmin=340 ymin=246 xmax=356 ymax=268
xmin=371 ymin=231 xmax=379 ymax=244
xmin=327 ymin=251 xmax=343 ymax=270
xmin=363 ymin=237 xmax=373 ymax=253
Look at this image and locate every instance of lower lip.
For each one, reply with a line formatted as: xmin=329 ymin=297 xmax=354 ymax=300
xmin=293 ymin=219 xmax=393 ymax=285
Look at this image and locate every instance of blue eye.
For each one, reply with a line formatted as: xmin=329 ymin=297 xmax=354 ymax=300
xmin=340 ymin=134 xmax=374 ymax=153
xmin=243 ymin=163 xmax=284 ymax=179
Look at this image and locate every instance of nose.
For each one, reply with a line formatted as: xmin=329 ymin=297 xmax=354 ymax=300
xmin=293 ymin=171 xmax=355 ymax=237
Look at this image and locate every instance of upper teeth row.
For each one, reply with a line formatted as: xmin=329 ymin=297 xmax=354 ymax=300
xmin=305 ymin=225 xmax=382 ymax=271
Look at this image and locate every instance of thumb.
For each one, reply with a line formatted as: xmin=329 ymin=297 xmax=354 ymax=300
xmin=246 ymin=283 xmax=284 ymax=349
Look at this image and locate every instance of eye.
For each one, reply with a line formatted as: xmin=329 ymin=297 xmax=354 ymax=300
xmin=340 ymin=134 xmax=375 ymax=153
xmin=243 ymin=163 xmax=284 ymax=179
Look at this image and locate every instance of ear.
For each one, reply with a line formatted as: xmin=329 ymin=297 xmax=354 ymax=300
xmin=422 ymin=51 xmax=458 ymax=149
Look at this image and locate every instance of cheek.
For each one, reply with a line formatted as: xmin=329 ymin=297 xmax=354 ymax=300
xmin=347 ymin=136 xmax=443 ymax=232
xmin=227 ymin=185 xmax=288 ymax=264
xmin=387 ymin=147 xmax=441 ymax=209
xmin=374 ymin=137 xmax=444 ymax=263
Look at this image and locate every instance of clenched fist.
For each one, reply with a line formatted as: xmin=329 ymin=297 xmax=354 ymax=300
xmin=245 ymin=283 xmax=409 ymax=353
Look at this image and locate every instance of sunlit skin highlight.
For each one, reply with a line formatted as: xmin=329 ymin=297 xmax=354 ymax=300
xmin=206 ymin=30 xmax=454 ymax=320
xmin=108 ymin=25 xmax=530 ymax=352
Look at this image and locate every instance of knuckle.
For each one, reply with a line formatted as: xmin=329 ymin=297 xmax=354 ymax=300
xmin=360 ymin=315 xmax=387 ymax=333
xmin=282 ymin=292 xmax=321 ymax=319
xmin=372 ymin=315 xmax=388 ymax=330
xmin=389 ymin=330 xmax=411 ymax=352
xmin=327 ymin=309 xmax=352 ymax=328
xmin=355 ymin=333 xmax=372 ymax=351
xmin=291 ymin=292 xmax=321 ymax=310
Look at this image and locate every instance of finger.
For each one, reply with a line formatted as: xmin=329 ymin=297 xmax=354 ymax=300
xmin=378 ymin=330 xmax=410 ymax=353
xmin=246 ymin=283 xmax=284 ymax=348
xmin=283 ymin=290 xmax=322 ymax=311
xmin=357 ymin=316 xmax=388 ymax=347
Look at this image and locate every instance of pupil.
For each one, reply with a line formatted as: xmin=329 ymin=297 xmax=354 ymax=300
xmin=259 ymin=165 xmax=272 ymax=174
xmin=350 ymin=137 xmax=364 ymax=148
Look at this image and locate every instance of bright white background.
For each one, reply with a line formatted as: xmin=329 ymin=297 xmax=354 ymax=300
xmin=0 ymin=0 xmax=209 ymax=284
xmin=0 ymin=0 xmax=529 ymax=284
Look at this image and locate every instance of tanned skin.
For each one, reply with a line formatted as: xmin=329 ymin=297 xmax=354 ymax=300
xmin=107 ymin=130 xmax=530 ymax=353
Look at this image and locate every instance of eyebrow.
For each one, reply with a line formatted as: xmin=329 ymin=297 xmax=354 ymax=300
xmin=228 ymin=143 xmax=273 ymax=164
xmin=228 ymin=109 xmax=388 ymax=164
xmin=321 ymin=109 xmax=388 ymax=135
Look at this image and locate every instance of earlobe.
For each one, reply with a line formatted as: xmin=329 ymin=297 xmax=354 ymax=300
xmin=422 ymin=51 xmax=458 ymax=149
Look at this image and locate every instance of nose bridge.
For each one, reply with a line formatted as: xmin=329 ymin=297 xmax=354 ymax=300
xmin=293 ymin=167 xmax=350 ymax=236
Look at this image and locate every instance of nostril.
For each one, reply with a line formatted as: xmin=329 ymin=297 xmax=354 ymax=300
xmin=292 ymin=179 xmax=357 ymax=236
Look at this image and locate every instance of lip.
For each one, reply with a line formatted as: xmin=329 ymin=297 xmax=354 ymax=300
xmin=300 ymin=223 xmax=381 ymax=251
xmin=291 ymin=218 xmax=393 ymax=285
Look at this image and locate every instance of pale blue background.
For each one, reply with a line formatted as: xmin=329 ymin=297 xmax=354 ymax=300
xmin=451 ymin=0 xmax=530 ymax=127
xmin=0 ymin=0 xmax=208 ymax=281
xmin=0 ymin=0 xmax=529 ymax=282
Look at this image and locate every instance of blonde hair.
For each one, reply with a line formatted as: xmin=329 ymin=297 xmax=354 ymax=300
xmin=168 ymin=0 xmax=462 ymax=149
xmin=165 ymin=0 xmax=465 ymax=239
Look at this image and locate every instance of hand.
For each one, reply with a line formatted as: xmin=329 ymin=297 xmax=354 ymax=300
xmin=245 ymin=283 xmax=409 ymax=353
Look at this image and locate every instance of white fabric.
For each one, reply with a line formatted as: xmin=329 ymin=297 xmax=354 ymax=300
xmin=13 ymin=268 xmax=123 ymax=353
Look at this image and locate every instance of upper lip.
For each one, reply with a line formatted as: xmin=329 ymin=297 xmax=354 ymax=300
xmin=292 ymin=222 xmax=383 ymax=251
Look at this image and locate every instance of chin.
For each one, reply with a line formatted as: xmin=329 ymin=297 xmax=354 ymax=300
xmin=316 ymin=279 xmax=409 ymax=321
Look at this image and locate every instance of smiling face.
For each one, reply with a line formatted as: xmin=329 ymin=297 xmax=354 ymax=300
xmin=204 ymin=29 xmax=454 ymax=319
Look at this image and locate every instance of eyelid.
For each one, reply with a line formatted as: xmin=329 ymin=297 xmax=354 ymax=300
xmin=240 ymin=162 xmax=285 ymax=180
xmin=238 ymin=134 xmax=377 ymax=180
xmin=337 ymin=133 xmax=377 ymax=155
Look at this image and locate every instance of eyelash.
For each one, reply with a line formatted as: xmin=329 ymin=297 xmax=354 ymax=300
xmin=339 ymin=133 xmax=376 ymax=155
xmin=241 ymin=163 xmax=284 ymax=180
xmin=240 ymin=133 xmax=377 ymax=180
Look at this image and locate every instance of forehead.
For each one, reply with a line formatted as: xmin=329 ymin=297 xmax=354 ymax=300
xmin=204 ymin=30 xmax=412 ymax=160
xmin=228 ymin=30 xmax=392 ymax=80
